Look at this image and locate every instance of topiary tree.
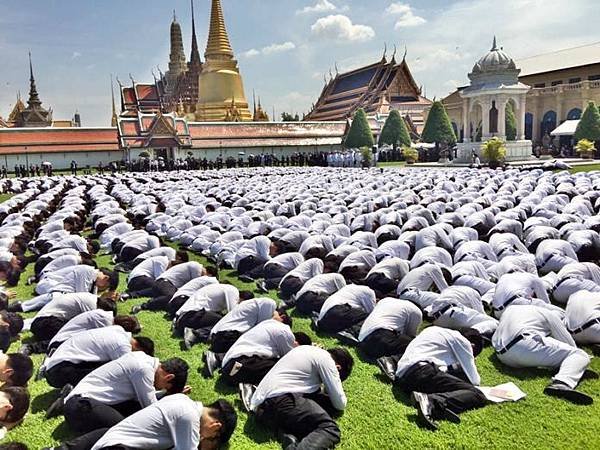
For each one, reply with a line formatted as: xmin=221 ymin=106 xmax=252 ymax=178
xmin=505 ymin=101 xmax=517 ymax=141
xmin=345 ymin=108 xmax=374 ymax=149
xmin=379 ymin=109 xmax=411 ymax=148
xmin=574 ymin=101 xmax=600 ymax=143
xmin=422 ymin=101 xmax=456 ymax=155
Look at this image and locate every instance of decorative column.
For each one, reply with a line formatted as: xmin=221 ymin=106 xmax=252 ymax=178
xmin=556 ymin=86 xmax=563 ymax=124
xmin=462 ymin=99 xmax=470 ymax=142
xmin=497 ymin=98 xmax=507 ymax=140
xmin=518 ymin=96 xmax=527 ymax=141
xmin=481 ymin=98 xmax=491 ymax=140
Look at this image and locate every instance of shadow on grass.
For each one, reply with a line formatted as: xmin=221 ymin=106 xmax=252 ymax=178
xmin=242 ymin=413 xmax=275 ymax=445
xmin=214 ymin=377 xmax=237 ymax=395
xmin=51 ymin=420 xmax=73 ymax=441
xmin=488 ymin=353 xmax=551 ymax=381
xmin=31 ymin=389 xmax=59 ymax=413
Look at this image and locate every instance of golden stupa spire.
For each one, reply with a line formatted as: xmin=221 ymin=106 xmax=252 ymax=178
xmin=205 ymin=0 xmax=234 ymax=60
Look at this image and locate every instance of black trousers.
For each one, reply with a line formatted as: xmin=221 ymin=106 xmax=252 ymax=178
xmin=264 ymin=264 xmax=288 ymax=289
xmin=64 ymin=395 xmax=141 ymax=433
xmin=237 ymin=255 xmax=267 ymax=278
xmin=166 ymin=295 xmax=191 ymax=318
xmin=296 ymin=292 xmax=328 ymax=315
xmin=210 ymin=330 xmax=242 ymax=353
xmin=31 ymin=315 xmax=68 ymax=341
xmin=119 ymin=246 xmax=144 ymax=263
xmin=175 ymin=309 xmax=223 ymax=334
xmin=221 ymin=355 xmax=278 ymax=386
xmin=34 ymin=255 xmax=53 ymax=276
xmin=365 ymin=273 xmax=398 ymax=295
xmin=397 ymin=362 xmax=487 ymax=417
xmin=359 ymin=328 xmax=412 ymax=359
xmin=45 ymin=360 xmax=107 ymax=389
xmin=143 ymin=279 xmax=177 ymax=311
xmin=317 ymin=304 xmax=369 ymax=334
xmin=279 ymin=276 xmax=303 ymax=300
xmin=55 ymin=427 xmax=110 ymax=450
xmin=257 ymin=393 xmax=341 ymax=450
xmin=127 ymin=275 xmax=157 ymax=298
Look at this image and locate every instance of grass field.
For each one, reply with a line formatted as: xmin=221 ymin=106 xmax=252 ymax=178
xmin=3 ymin=247 xmax=600 ymax=450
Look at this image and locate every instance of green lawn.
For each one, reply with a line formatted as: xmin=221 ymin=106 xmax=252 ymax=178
xmin=3 ymin=247 xmax=600 ymax=449
xmin=569 ymin=163 xmax=600 ymax=173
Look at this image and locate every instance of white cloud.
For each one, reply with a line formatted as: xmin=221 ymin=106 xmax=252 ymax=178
xmin=386 ymin=3 xmax=426 ymax=28
xmin=241 ymin=42 xmax=296 ymax=59
xmin=262 ymin=41 xmax=296 ymax=55
xmin=296 ymin=0 xmax=337 ymax=15
xmin=71 ymin=51 xmax=82 ymax=59
xmin=311 ymin=15 xmax=375 ymax=43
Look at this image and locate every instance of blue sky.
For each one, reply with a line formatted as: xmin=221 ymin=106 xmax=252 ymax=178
xmin=1 ymin=0 xmax=599 ymax=126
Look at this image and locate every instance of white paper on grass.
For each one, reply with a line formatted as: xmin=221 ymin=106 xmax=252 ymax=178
xmin=477 ymin=382 xmax=527 ymax=403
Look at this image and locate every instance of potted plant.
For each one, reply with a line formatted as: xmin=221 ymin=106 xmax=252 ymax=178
xmin=575 ymin=138 xmax=596 ymax=159
xmin=402 ymin=146 xmax=419 ymax=165
xmin=481 ymin=137 xmax=507 ymax=169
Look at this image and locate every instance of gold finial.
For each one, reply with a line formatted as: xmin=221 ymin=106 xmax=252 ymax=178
xmin=205 ymin=0 xmax=234 ymax=60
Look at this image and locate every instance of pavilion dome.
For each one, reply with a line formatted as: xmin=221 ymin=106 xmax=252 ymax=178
xmin=471 ymin=37 xmax=517 ymax=75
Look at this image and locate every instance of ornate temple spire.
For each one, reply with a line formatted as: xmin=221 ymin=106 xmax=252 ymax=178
xmin=27 ymin=52 xmax=43 ymax=108
xmin=168 ymin=11 xmax=187 ymax=78
xmin=189 ymin=0 xmax=202 ymax=69
xmin=491 ymin=36 xmax=498 ymax=51
xmin=110 ymin=74 xmax=118 ymax=127
xmin=205 ymin=0 xmax=234 ymax=60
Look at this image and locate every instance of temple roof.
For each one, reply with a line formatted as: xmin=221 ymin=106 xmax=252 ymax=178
xmin=0 ymin=127 xmax=119 ymax=154
xmin=205 ymin=0 xmax=234 ymax=60
xmin=306 ymin=56 xmax=430 ymax=122
xmin=517 ymin=41 xmax=600 ymax=77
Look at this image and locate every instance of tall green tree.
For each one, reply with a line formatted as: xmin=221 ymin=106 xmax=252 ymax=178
xmin=345 ymin=108 xmax=374 ymax=149
xmin=421 ymin=101 xmax=456 ymax=145
xmin=378 ymin=109 xmax=411 ymax=148
xmin=574 ymin=101 xmax=600 ymax=142
xmin=505 ymin=101 xmax=517 ymax=141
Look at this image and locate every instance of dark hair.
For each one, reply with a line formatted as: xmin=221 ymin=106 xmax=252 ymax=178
xmin=160 ymin=357 xmax=189 ymax=395
xmin=328 ymin=347 xmax=354 ymax=381
xmin=293 ymin=332 xmax=312 ymax=346
xmin=239 ymin=290 xmax=254 ymax=301
xmin=207 ymin=399 xmax=237 ymax=445
xmin=97 ymin=296 xmax=117 ymax=315
xmin=81 ymin=257 xmax=97 ymax=268
xmin=0 ymin=312 xmax=23 ymax=337
xmin=133 ymin=336 xmax=155 ymax=356
xmin=6 ymin=354 xmax=33 ymax=387
xmin=114 ymin=315 xmax=141 ymax=333
xmin=175 ymin=250 xmax=189 ymax=264
xmin=0 ymin=443 xmax=29 ymax=450
xmin=0 ymin=261 xmax=12 ymax=276
xmin=204 ymin=266 xmax=218 ymax=277
xmin=276 ymin=308 xmax=292 ymax=327
xmin=461 ymin=329 xmax=483 ymax=357
xmin=88 ymin=240 xmax=100 ymax=255
xmin=99 ymin=268 xmax=119 ymax=291
xmin=1 ymin=386 xmax=30 ymax=424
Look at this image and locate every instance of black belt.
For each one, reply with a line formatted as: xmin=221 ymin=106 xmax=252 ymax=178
xmin=497 ymin=334 xmax=528 ymax=355
xmin=552 ymin=277 xmax=574 ymax=293
xmin=432 ymin=304 xmax=453 ymax=320
xmin=493 ymin=294 xmax=519 ymax=312
xmin=539 ymin=253 xmax=555 ymax=269
xmin=399 ymin=288 xmax=411 ymax=297
xmin=569 ymin=318 xmax=600 ymax=335
xmin=452 ymin=274 xmax=464 ymax=283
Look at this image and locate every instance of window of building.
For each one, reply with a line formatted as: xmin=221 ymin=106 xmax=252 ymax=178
xmin=589 ymin=74 xmax=600 ymax=81
xmin=534 ymin=83 xmax=546 ymax=88
xmin=551 ymin=80 xmax=563 ymax=86
xmin=568 ymin=77 xmax=581 ymax=84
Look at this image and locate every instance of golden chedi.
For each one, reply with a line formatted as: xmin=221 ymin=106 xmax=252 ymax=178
xmin=195 ymin=0 xmax=251 ymax=122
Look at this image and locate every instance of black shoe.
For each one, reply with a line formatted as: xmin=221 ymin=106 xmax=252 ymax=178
xmin=238 ymin=275 xmax=254 ymax=283
xmin=183 ymin=328 xmax=198 ymax=350
xmin=46 ymin=384 xmax=73 ymax=418
xmin=438 ymin=407 xmax=461 ymax=424
xmin=376 ymin=356 xmax=397 ymax=382
xmin=26 ymin=276 xmax=36 ymax=285
xmin=310 ymin=316 xmax=320 ymax=330
xmin=119 ymin=293 xmax=130 ymax=302
xmin=544 ymin=381 xmax=593 ymax=405
xmin=131 ymin=305 xmax=143 ymax=315
xmin=255 ymin=279 xmax=268 ymax=293
xmin=203 ymin=351 xmax=219 ymax=377
xmin=19 ymin=343 xmax=33 ymax=356
xmin=280 ymin=432 xmax=299 ymax=450
xmin=591 ymin=344 xmax=600 ymax=357
xmin=583 ymin=369 xmax=599 ymax=380
xmin=239 ymin=383 xmax=256 ymax=412
xmin=336 ymin=330 xmax=360 ymax=346
xmin=7 ymin=302 xmax=23 ymax=313
xmin=411 ymin=392 xmax=439 ymax=431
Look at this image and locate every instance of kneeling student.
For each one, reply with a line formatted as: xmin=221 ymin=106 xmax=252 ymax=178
xmin=247 ymin=346 xmax=353 ymax=450
xmin=218 ymin=319 xmax=311 ymax=385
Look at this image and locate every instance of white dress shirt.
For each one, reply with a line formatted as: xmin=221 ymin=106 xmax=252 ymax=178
xmin=358 ymin=298 xmax=422 ymax=341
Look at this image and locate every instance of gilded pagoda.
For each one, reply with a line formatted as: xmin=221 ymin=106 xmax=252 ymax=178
xmin=120 ymin=0 xmax=253 ymax=123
